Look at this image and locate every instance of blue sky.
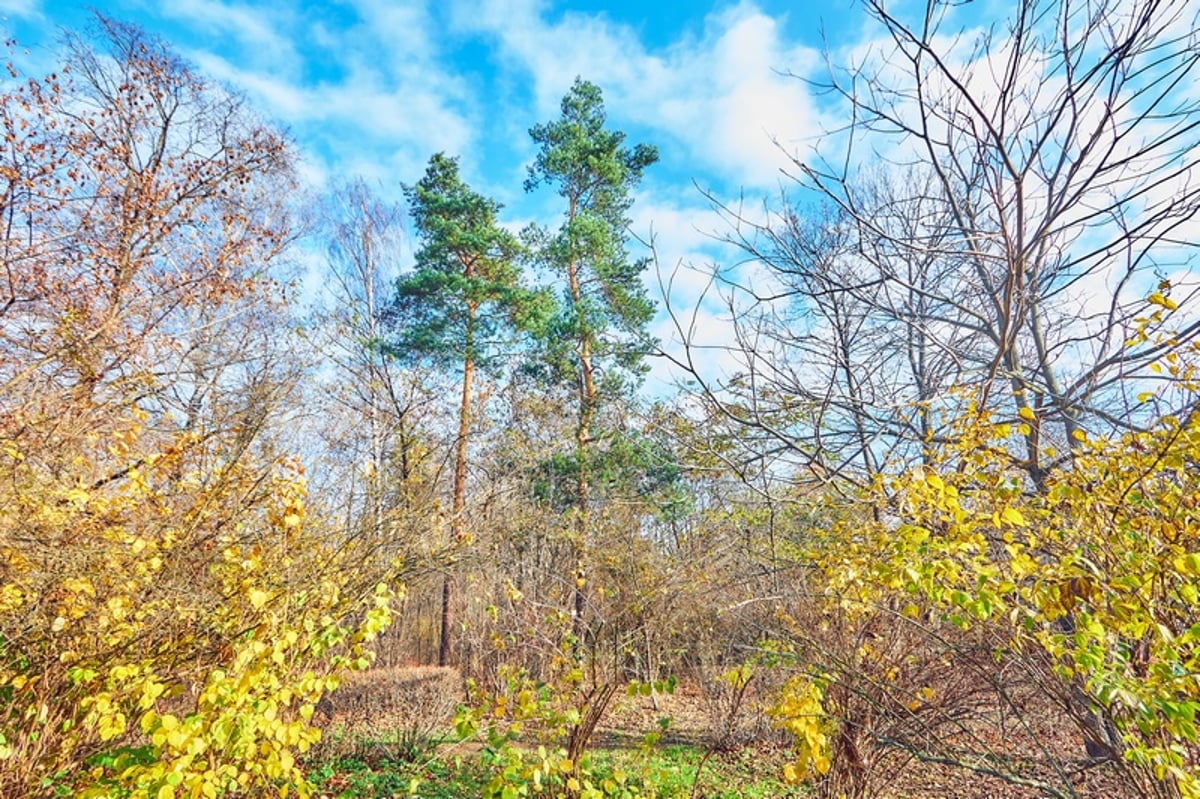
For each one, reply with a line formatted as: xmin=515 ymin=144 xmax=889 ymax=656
xmin=0 ymin=0 xmax=877 ymax=383
xmin=0 ymin=1 xmax=859 ymax=198
xmin=0 ymin=1 xmax=860 ymax=238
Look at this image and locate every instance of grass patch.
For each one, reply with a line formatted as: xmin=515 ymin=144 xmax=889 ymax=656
xmin=309 ymin=752 xmax=491 ymax=798
xmin=308 ymin=742 xmax=806 ymax=798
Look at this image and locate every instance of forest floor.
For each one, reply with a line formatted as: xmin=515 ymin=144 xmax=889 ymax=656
xmin=310 ymin=671 xmax=1133 ymax=798
xmin=602 ymin=683 xmax=1132 ymax=798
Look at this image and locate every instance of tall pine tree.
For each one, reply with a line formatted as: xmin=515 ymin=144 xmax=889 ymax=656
xmin=394 ymin=152 xmax=542 ymax=665
xmin=525 ymin=78 xmax=658 ymax=636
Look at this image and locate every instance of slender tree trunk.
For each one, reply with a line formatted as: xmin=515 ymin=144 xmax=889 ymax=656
xmin=441 ymin=306 xmax=476 ymax=667
xmin=359 ymin=222 xmax=387 ymax=540
xmin=573 ymin=385 xmax=592 ymax=641
xmin=439 ymin=575 xmax=453 ymax=667
xmin=568 ymin=224 xmax=593 ymax=643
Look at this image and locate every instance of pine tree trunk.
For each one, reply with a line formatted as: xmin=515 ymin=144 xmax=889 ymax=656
xmin=441 ymin=310 xmax=476 ymax=667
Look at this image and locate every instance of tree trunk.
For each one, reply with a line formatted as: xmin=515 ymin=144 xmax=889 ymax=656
xmin=441 ymin=310 xmax=476 ymax=667
xmin=569 ymin=239 xmax=594 ymax=644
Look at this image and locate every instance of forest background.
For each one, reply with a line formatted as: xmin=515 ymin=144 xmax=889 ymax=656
xmin=3 ymin=1 xmax=1200 ymax=798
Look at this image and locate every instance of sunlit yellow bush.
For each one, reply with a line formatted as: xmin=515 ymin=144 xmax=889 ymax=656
xmin=809 ymin=350 xmax=1200 ymax=798
xmin=0 ymin=408 xmax=397 ymax=798
xmin=769 ymin=676 xmax=832 ymax=784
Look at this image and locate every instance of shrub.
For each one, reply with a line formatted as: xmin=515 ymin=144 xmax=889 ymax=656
xmin=0 ymin=418 xmax=399 ymax=798
xmin=314 ymin=665 xmax=462 ymax=763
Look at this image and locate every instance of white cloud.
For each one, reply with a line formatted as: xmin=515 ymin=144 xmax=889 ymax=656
xmin=160 ymin=0 xmax=299 ymax=66
xmin=173 ymin=0 xmax=474 ymax=194
xmin=349 ymin=0 xmax=439 ymax=62
xmin=628 ymin=188 xmax=799 ymax=391
xmin=189 ymin=51 xmax=309 ymax=115
xmin=451 ymin=1 xmax=826 ymax=190
xmin=0 ymin=0 xmax=40 ymax=19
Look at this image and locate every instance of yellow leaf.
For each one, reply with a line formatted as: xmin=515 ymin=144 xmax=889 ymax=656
xmin=1018 ymin=407 xmax=1035 ymax=421
xmin=926 ymin=473 xmax=944 ymax=490
xmin=1148 ymin=291 xmax=1179 ymax=311
xmin=249 ymin=589 xmax=269 ymax=610
xmin=1174 ymin=553 xmax=1200 ymax=576
xmin=1002 ymin=508 xmax=1026 ymax=527
xmin=98 ymin=713 xmax=127 ymax=741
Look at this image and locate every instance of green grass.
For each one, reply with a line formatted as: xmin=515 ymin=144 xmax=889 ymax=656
xmin=308 ymin=751 xmax=491 ymax=798
xmin=307 ymin=742 xmax=807 ymax=798
xmin=626 ymin=744 xmax=807 ymax=799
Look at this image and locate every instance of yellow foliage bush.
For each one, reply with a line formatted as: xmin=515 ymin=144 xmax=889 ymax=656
xmin=769 ymin=676 xmax=832 ymax=784
xmin=810 ymin=361 xmax=1200 ymax=798
xmin=0 ymin=409 xmax=398 ymax=798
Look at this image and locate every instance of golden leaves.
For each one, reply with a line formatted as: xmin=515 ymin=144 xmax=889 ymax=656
xmin=0 ymin=417 xmax=401 ymax=798
xmin=769 ymin=677 xmax=833 ymax=782
xmin=999 ymin=507 xmax=1025 ymax=527
xmin=65 ymin=487 xmax=90 ymax=507
xmin=810 ymin=387 xmax=1200 ymax=796
xmin=248 ymin=588 xmax=270 ymax=611
xmin=1174 ymin=552 xmax=1200 ymax=576
xmin=1148 ymin=291 xmax=1179 ymax=311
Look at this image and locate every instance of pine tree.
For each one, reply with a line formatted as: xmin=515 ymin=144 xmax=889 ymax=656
xmin=394 ymin=153 xmax=545 ymax=665
xmin=525 ymin=78 xmax=658 ymax=636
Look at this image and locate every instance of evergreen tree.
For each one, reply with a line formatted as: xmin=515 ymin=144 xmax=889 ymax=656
xmin=393 ymin=152 xmax=543 ymax=665
xmin=525 ymin=77 xmax=659 ymax=635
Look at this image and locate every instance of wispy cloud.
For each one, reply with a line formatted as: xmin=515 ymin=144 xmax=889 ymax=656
xmin=0 ymin=0 xmax=41 ymax=20
xmin=451 ymin=1 xmax=826 ymax=190
xmin=160 ymin=0 xmax=299 ymax=65
xmin=163 ymin=0 xmax=475 ymax=191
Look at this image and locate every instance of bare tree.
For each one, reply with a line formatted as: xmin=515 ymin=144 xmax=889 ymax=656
xmin=658 ymin=2 xmax=1200 ymax=794
xmin=307 ymin=179 xmax=436 ymax=544
xmin=669 ymin=0 xmax=1200 ymax=489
